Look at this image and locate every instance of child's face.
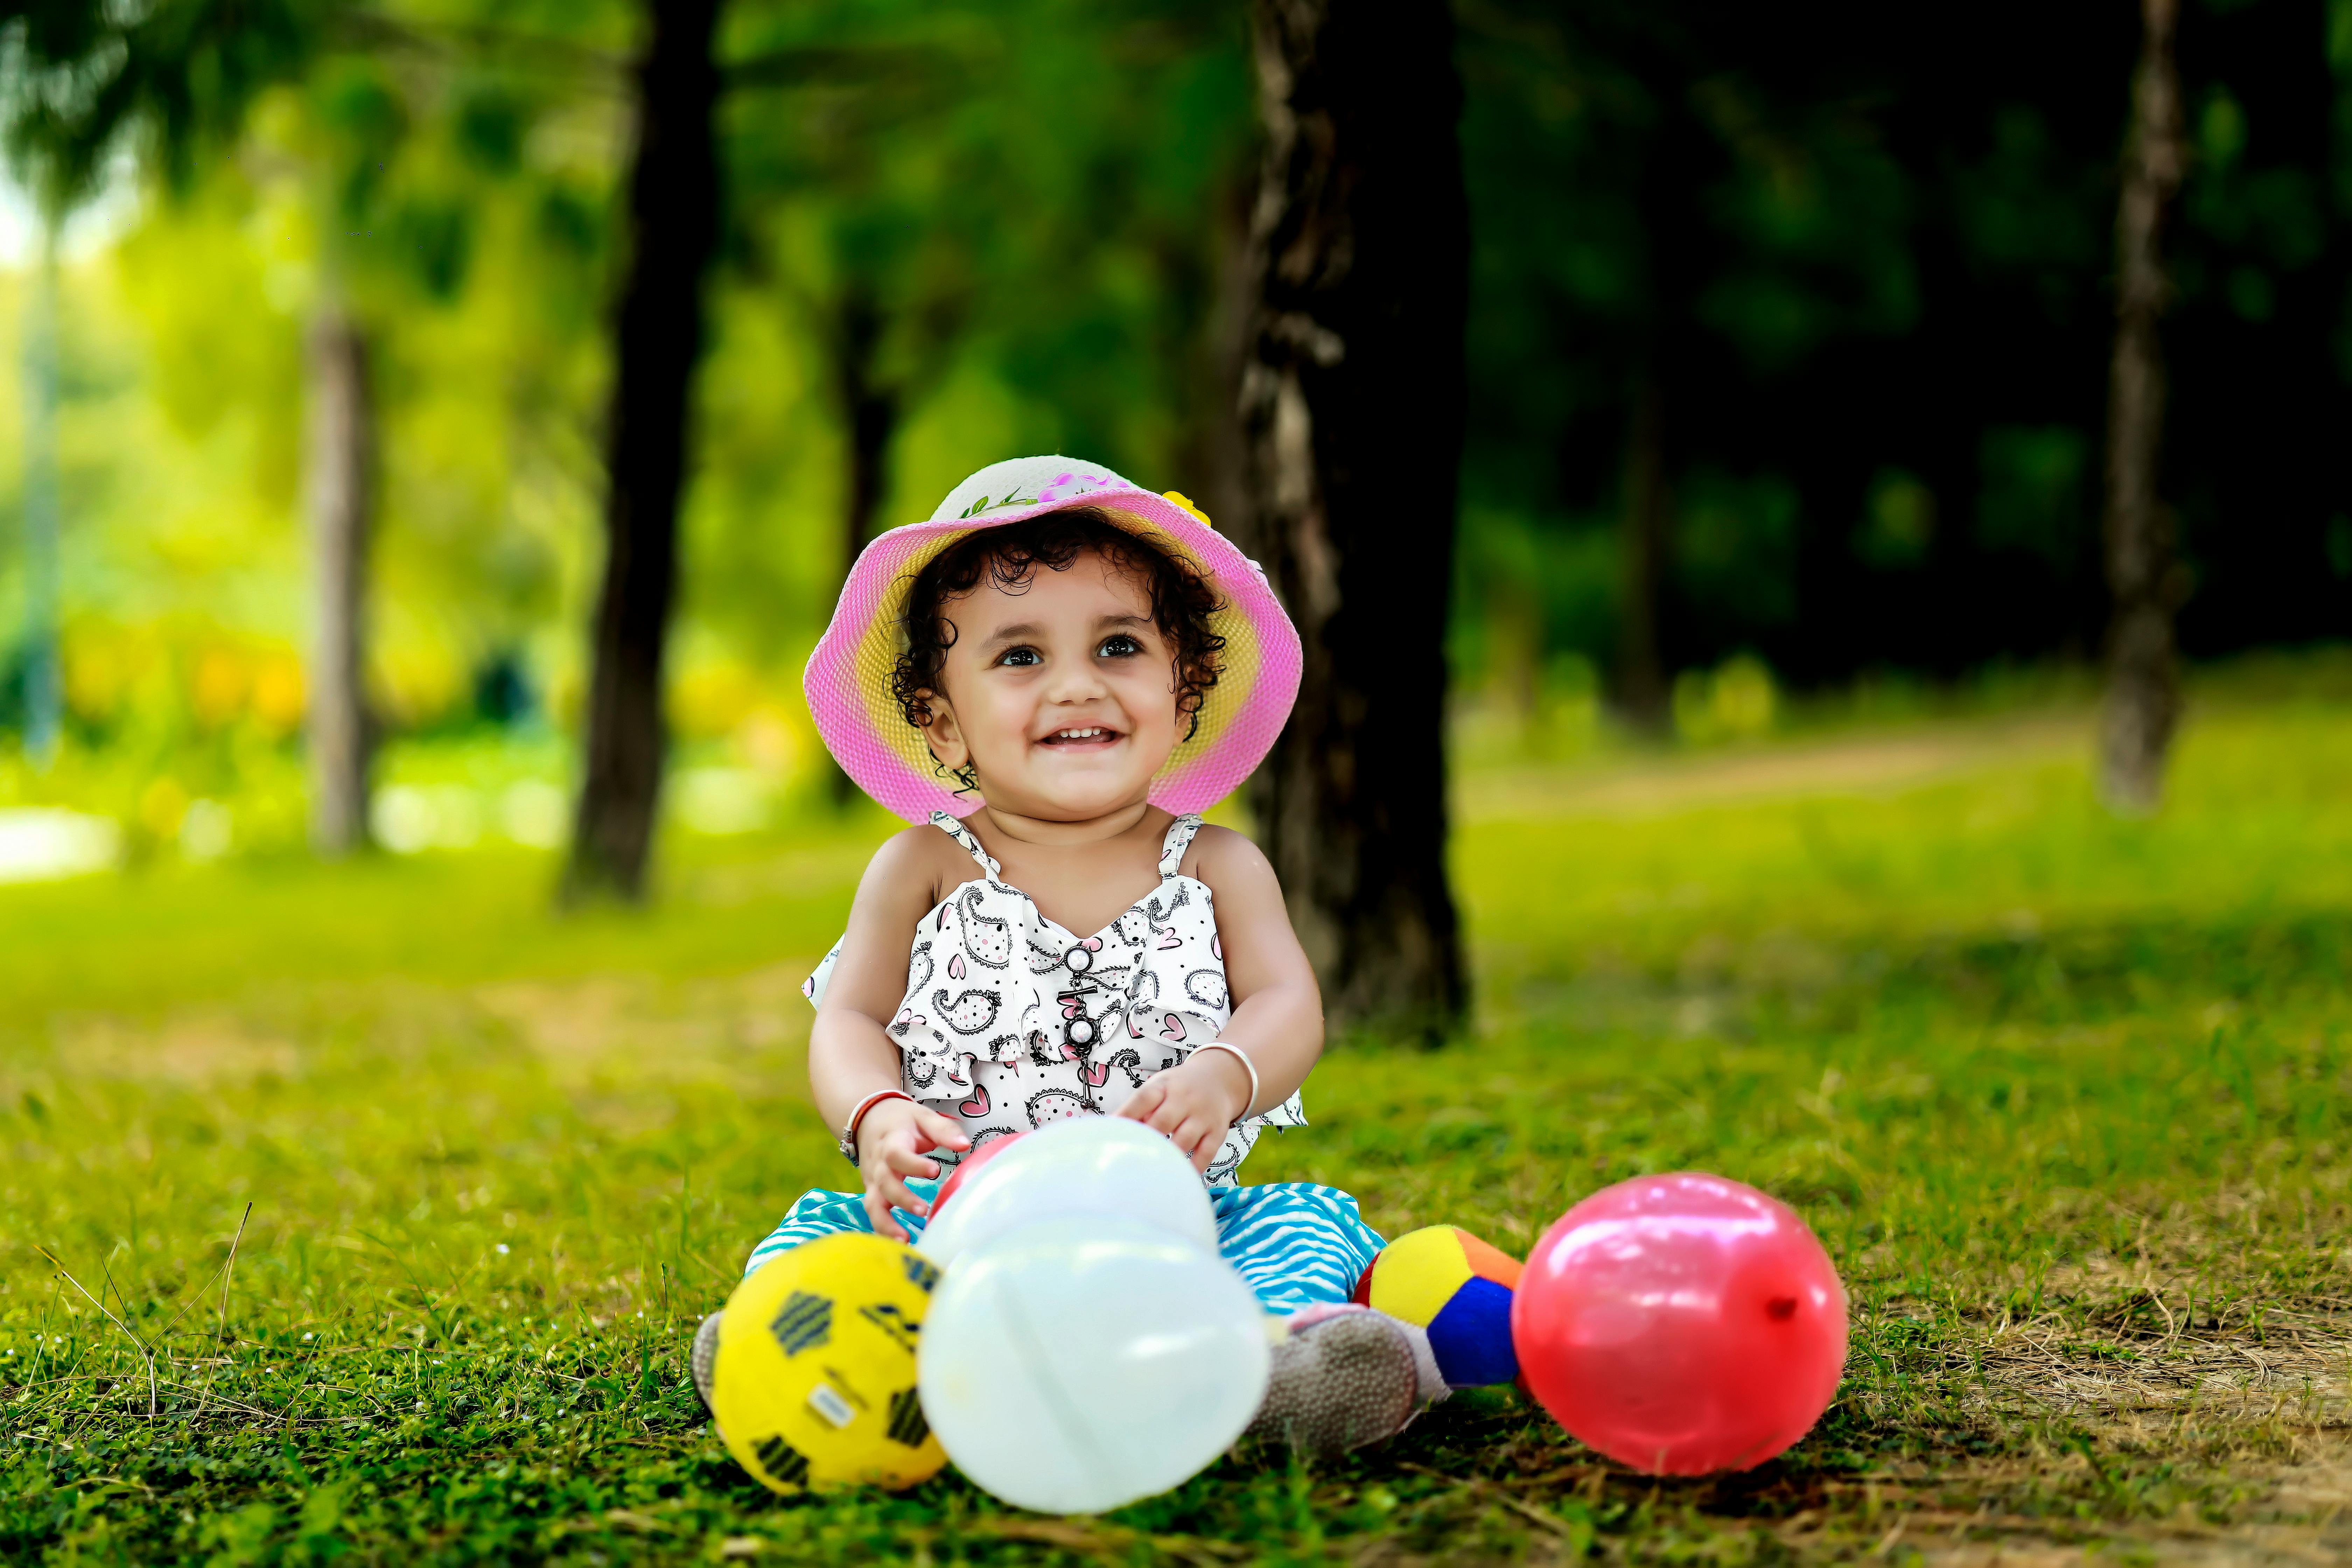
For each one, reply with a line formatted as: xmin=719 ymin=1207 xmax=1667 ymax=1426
xmin=922 ymin=548 xmax=1184 ymax=822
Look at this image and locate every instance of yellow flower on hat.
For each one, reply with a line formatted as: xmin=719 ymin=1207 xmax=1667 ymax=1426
xmin=808 ymin=457 xmax=1297 ymax=824
xmin=1161 ymin=491 xmax=1214 ymax=529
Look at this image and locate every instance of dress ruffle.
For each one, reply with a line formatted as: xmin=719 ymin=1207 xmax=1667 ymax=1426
xmin=802 ymin=813 xmax=1306 ymax=1181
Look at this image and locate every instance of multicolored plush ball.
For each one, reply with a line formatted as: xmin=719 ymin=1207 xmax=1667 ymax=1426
xmin=1351 ymin=1225 xmax=1524 ymax=1389
xmin=711 ymin=1233 xmax=948 ymax=1493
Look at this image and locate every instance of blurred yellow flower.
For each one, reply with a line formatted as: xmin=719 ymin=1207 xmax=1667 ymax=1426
xmin=193 ymin=649 xmax=251 ymax=728
xmin=251 ymin=655 xmax=306 ymax=736
xmin=1161 ymin=491 xmax=1214 ymax=529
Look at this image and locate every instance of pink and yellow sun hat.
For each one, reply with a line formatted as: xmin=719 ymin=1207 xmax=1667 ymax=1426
xmin=804 ymin=455 xmax=1303 ymax=824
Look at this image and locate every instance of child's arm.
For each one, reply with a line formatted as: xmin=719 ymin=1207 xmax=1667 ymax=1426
xmin=1116 ymin=826 xmax=1323 ymax=1171
xmin=809 ymin=830 xmax=972 ymax=1239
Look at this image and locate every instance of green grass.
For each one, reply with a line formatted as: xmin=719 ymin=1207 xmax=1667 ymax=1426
xmin=5 ymin=690 xmax=2351 ymax=1563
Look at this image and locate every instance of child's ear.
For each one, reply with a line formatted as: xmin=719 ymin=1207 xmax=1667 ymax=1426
xmin=924 ymin=695 xmax=971 ymax=775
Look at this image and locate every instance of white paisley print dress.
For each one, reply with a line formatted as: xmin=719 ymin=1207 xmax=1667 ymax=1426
xmin=802 ymin=811 xmax=1307 ymax=1185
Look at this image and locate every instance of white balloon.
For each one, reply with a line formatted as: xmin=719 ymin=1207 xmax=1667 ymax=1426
xmin=919 ymin=1216 xmax=1270 ymax=1514
xmin=917 ymin=1115 xmax=1216 ymax=1266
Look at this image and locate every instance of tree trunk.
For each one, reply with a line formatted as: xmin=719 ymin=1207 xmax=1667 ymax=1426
xmin=304 ymin=305 xmax=374 ymax=854
xmin=1232 ymin=0 xmax=1470 ymax=1040
xmin=566 ymin=0 xmax=723 ymax=901
xmin=828 ymin=284 xmax=898 ymax=808
xmin=2099 ymin=0 xmax=2186 ymax=814
xmin=20 ymin=237 xmax=61 ymax=770
xmin=1197 ymin=172 xmax=1259 ymax=541
xmin=1614 ymin=54 xmax=1709 ymax=740
xmin=1617 ymin=365 xmax=1671 ymax=733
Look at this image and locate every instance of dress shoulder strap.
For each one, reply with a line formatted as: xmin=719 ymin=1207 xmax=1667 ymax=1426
xmin=1158 ymin=813 xmax=1205 ymax=877
xmin=929 ymin=811 xmax=1001 ymax=878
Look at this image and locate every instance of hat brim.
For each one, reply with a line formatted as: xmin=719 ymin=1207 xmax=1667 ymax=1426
xmin=804 ymin=490 xmax=1302 ymax=824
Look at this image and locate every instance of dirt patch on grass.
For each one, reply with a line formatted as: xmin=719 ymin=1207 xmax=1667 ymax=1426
xmin=675 ymin=843 xmax=875 ymax=909
xmin=28 ymin=962 xmax=820 ymax=1098
xmin=48 ymin=1010 xmax=302 ymax=1083
xmin=1968 ymin=1305 xmax=2352 ymax=1426
xmin=1878 ymin=1436 xmax=2352 ymax=1564
xmin=1875 ymin=1295 xmax=2352 ymax=1563
xmin=472 ymin=961 xmax=817 ymax=1087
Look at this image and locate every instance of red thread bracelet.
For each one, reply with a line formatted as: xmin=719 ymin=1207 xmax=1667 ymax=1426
xmin=838 ymin=1088 xmax=914 ymax=1164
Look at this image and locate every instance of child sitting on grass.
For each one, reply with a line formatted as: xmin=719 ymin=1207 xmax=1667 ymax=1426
xmin=695 ymin=457 xmax=1448 ymax=1456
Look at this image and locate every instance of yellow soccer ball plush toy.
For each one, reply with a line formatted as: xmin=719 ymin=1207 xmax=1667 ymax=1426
xmin=711 ymin=1233 xmax=947 ymax=1493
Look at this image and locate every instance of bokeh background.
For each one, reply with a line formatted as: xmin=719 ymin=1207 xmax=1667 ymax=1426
xmin=0 ymin=0 xmax=2342 ymax=873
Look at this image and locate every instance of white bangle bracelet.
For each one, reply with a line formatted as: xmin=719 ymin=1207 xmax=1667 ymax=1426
xmin=1191 ymin=1041 xmax=1259 ymax=1123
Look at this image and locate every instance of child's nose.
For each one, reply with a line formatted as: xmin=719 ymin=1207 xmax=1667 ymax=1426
xmin=1044 ymin=659 xmax=1110 ymax=701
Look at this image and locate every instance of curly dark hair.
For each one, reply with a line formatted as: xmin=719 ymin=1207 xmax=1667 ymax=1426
xmin=890 ymin=509 xmax=1227 ymax=786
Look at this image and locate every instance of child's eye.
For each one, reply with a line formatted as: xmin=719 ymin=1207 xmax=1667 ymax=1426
xmin=1097 ymin=634 xmax=1142 ymax=658
xmin=998 ymin=647 xmax=1042 ymax=668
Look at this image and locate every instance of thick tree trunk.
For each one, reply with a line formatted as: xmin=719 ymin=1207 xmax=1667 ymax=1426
xmin=304 ymin=305 xmax=374 ymax=854
xmin=1232 ymin=0 xmax=1470 ymax=1039
xmin=1197 ymin=174 xmax=1259 ymax=540
xmin=828 ymin=285 xmax=898 ymax=808
xmin=567 ymin=0 xmax=722 ymax=901
xmin=2100 ymin=0 xmax=2186 ymax=814
xmin=1617 ymin=365 xmax=1671 ymax=733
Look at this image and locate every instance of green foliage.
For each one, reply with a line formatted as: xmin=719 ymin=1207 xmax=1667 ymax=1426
xmin=0 ymin=0 xmax=336 ymax=215
xmin=4 ymin=689 xmax=2350 ymax=1560
xmin=2 ymin=0 xmax=1265 ymax=764
xmin=1456 ymin=0 xmax=2352 ymax=693
xmin=1973 ymin=426 xmax=2091 ymax=571
xmin=0 ymin=0 xmax=638 ymax=749
xmin=7 ymin=0 xmax=2352 ymax=764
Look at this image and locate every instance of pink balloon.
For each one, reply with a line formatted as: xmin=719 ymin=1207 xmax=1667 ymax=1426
xmin=1512 ymin=1172 xmax=1847 ymax=1475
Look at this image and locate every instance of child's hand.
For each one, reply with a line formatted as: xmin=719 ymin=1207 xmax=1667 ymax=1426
xmin=1117 ymin=1051 xmax=1251 ymax=1173
xmin=858 ymin=1098 xmax=970 ymax=1241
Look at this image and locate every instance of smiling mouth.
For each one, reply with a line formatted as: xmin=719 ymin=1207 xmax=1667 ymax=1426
xmin=1039 ymin=726 xmax=1120 ymax=746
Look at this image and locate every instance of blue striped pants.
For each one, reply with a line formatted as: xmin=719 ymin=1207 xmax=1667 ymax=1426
xmin=745 ymin=1181 xmax=1386 ymax=1317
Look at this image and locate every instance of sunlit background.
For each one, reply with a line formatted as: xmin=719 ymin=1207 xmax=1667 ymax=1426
xmin=0 ymin=2 xmax=2343 ymax=883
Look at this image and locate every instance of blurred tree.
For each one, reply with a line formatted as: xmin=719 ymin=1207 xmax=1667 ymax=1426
xmin=565 ymin=0 xmax=720 ymax=902
xmin=303 ymin=286 xmax=373 ymax=847
xmin=1231 ymin=0 xmax=1469 ymax=1037
xmin=805 ymin=243 xmax=962 ymax=808
xmin=0 ymin=0 xmax=495 ymax=849
xmin=0 ymin=2 xmax=400 ymax=848
xmin=1605 ymin=16 xmax=1715 ymax=737
xmin=1455 ymin=1 xmax=1917 ymax=724
xmin=293 ymin=58 xmax=414 ymax=853
xmin=827 ymin=279 xmax=898 ymax=594
xmin=1457 ymin=1 xmax=2347 ymax=708
xmin=2101 ymin=0 xmax=2187 ymax=812
xmin=17 ymin=0 xmax=2349 ymax=881
xmin=722 ymin=25 xmax=971 ymax=804
xmin=574 ymin=0 xmax=1057 ymax=888
xmin=699 ymin=0 xmax=1252 ymax=810
xmin=18 ymin=231 xmax=59 ymax=766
